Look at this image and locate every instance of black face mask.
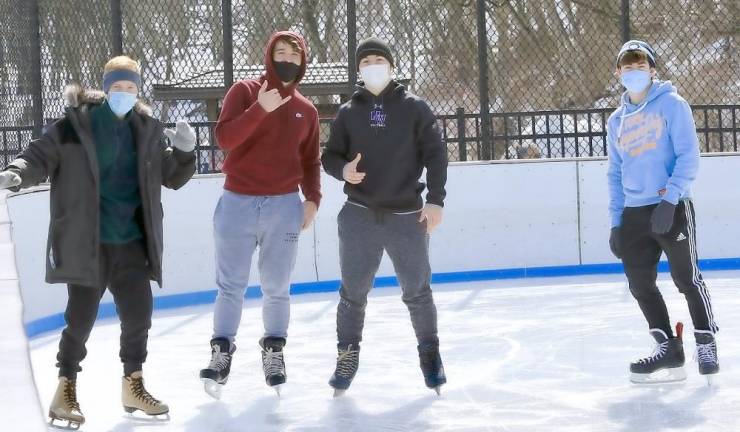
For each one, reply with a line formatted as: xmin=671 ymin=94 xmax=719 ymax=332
xmin=274 ymin=61 xmax=301 ymax=83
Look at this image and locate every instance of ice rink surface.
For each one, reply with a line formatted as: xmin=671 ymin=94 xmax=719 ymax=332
xmin=27 ymin=272 xmax=740 ymax=432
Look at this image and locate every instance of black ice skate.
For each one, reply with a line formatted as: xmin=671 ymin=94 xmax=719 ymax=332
xmin=418 ymin=342 xmax=447 ymax=395
xmin=260 ymin=337 xmax=287 ymax=395
xmin=695 ymin=330 xmax=719 ymax=385
xmin=199 ymin=337 xmax=235 ymax=399
xmin=630 ymin=322 xmax=686 ymax=384
xmin=329 ymin=344 xmax=360 ymax=397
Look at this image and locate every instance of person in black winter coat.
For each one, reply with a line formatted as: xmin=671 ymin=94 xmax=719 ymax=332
xmin=0 ymin=55 xmax=195 ymax=426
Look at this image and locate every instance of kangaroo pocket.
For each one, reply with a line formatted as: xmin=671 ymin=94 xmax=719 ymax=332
xmin=622 ymin=158 xmax=670 ymax=200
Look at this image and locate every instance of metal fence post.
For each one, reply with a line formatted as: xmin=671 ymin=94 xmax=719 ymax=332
xmin=111 ymin=0 xmax=123 ymax=55
xmin=457 ymin=108 xmax=467 ymax=161
xmin=29 ymin=0 xmax=44 ymax=137
xmin=476 ymin=0 xmax=492 ymax=160
xmin=346 ymin=0 xmax=357 ymax=95
xmin=222 ymin=0 xmax=234 ymax=89
xmin=620 ymin=0 xmax=630 ymax=42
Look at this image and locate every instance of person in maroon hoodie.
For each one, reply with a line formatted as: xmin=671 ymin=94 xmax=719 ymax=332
xmin=199 ymin=31 xmax=321 ymax=398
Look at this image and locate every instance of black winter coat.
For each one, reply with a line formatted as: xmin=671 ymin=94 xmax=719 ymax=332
xmin=6 ymin=85 xmax=195 ymax=287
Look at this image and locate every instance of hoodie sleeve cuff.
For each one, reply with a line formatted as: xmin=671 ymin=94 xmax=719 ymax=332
xmin=304 ymin=194 xmax=321 ymax=208
xmin=662 ymin=188 xmax=681 ymax=205
xmin=172 ymin=147 xmax=196 ymax=164
xmin=244 ymin=100 xmax=268 ymax=121
xmin=610 ymin=214 xmax=622 ymax=228
xmin=321 ymin=157 xmax=346 ymax=181
xmin=425 ymin=195 xmax=445 ymax=208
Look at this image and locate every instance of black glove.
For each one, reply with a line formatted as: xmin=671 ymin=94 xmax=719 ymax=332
xmin=650 ymin=200 xmax=676 ymax=234
xmin=609 ymin=227 xmax=622 ymax=259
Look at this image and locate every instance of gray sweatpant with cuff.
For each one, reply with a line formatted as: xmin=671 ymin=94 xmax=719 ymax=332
xmin=336 ymin=202 xmax=439 ymax=347
xmin=212 ymin=190 xmax=303 ymax=342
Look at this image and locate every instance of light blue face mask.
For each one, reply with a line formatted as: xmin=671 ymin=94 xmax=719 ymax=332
xmin=620 ymin=70 xmax=652 ymax=94
xmin=107 ymin=91 xmax=137 ymax=117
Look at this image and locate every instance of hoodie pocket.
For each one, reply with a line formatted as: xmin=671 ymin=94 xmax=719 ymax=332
xmin=623 ymin=158 xmax=670 ymax=198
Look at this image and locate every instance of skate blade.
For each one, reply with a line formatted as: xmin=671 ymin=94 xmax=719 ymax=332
xmin=123 ymin=406 xmax=171 ymax=422
xmin=703 ymin=373 xmax=719 ymax=387
xmin=273 ymin=384 xmax=283 ymax=397
xmin=433 ymin=386 xmax=442 ymax=396
xmin=202 ymin=378 xmax=224 ymax=400
xmin=630 ymin=367 xmax=687 ymax=384
xmin=48 ymin=417 xmax=82 ymax=431
xmin=333 ymin=388 xmax=346 ymax=398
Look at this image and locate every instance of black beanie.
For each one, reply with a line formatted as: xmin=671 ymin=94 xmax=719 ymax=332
xmin=356 ymin=37 xmax=394 ymax=67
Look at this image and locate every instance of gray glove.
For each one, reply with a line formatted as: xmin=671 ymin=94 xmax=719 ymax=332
xmin=0 ymin=171 xmax=21 ymax=190
xmin=164 ymin=120 xmax=196 ymax=153
xmin=650 ymin=200 xmax=677 ymax=234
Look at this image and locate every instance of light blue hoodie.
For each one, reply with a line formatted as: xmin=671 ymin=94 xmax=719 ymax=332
xmin=607 ymin=80 xmax=700 ymax=227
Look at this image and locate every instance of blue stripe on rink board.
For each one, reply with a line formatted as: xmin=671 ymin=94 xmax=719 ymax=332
xmin=23 ymin=257 xmax=740 ymax=338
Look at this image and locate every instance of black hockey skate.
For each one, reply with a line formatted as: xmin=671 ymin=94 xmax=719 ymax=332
xmin=329 ymin=344 xmax=360 ymax=397
xmin=418 ymin=342 xmax=447 ymax=395
xmin=695 ymin=330 xmax=719 ymax=385
xmin=630 ymin=322 xmax=686 ymax=384
xmin=199 ymin=337 xmax=235 ymax=399
xmin=260 ymin=337 xmax=287 ymax=395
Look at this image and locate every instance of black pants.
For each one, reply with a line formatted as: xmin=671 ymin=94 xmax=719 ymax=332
xmin=56 ymin=240 xmax=153 ymax=379
xmin=336 ymin=203 xmax=439 ymax=347
xmin=621 ymin=200 xmax=718 ymax=337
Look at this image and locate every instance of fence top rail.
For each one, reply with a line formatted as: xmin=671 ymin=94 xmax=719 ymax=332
xmin=492 ymin=105 xmax=738 ymax=117
xmin=3 ymin=104 xmax=738 ymax=134
xmin=162 ymin=121 xmax=215 ymax=128
xmin=491 ymin=108 xmax=613 ymax=117
xmin=0 ymin=126 xmax=35 ymax=132
xmin=437 ymin=113 xmax=483 ymax=120
xmin=690 ymin=105 xmax=740 ymax=110
xmin=432 ymin=105 xmax=738 ymax=122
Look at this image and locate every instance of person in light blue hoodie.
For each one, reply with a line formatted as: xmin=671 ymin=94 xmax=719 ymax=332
xmin=606 ymin=40 xmax=718 ymax=384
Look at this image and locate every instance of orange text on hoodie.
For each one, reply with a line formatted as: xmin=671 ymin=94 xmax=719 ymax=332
xmin=215 ymin=31 xmax=321 ymax=206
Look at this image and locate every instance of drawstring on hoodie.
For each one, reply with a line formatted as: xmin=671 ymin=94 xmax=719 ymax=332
xmin=616 ymin=84 xmax=654 ymax=145
xmin=616 ymin=101 xmax=649 ymax=145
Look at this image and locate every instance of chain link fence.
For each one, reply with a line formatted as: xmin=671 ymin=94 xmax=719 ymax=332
xmin=0 ymin=0 xmax=36 ymax=165
xmin=1 ymin=0 xmax=738 ymax=168
xmin=38 ymin=1 xmax=113 ymax=123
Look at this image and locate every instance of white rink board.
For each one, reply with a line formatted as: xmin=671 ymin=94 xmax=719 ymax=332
xmin=577 ymin=154 xmax=740 ymax=264
xmin=0 ymin=191 xmax=45 ymax=431
xmin=9 ymin=155 xmax=740 ymax=326
xmin=314 ymin=162 xmax=581 ymax=280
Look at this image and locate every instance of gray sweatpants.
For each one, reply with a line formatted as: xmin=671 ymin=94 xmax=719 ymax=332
xmin=212 ymin=190 xmax=303 ymax=342
xmin=336 ymin=203 xmax=439 ymax=347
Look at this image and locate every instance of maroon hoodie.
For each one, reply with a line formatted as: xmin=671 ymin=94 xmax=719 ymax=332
xmin=215 ymin=31 xmax=321 ymax=205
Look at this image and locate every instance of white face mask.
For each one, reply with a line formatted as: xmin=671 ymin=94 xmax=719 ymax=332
xmin=360 ymin=64 xmax=392 ymax=94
